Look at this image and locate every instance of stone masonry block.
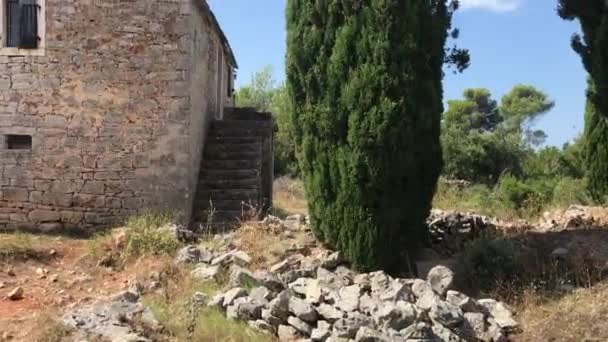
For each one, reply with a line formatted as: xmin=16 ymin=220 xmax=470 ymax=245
xmin=28 ymin=210 xmax=61 ymax=222
xmin=2 ymin=187 xmax=29 ymax=202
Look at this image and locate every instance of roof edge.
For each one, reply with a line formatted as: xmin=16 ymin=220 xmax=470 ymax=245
xmin=197 ymin=1 xmax=238 ymax=69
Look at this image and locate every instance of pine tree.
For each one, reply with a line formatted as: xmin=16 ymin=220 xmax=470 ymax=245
xmin=559 ymin=1 xmax=608 ymax=201
xmin=286 ymin=0 xmax=465 ymax=271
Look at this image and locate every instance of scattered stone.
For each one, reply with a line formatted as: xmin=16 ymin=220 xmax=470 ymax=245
xmin=463 ymin=312 xmax=487 ymax=341
xmin=228 ymin=297 xmax=263 ymax=320
xmin=63 ymin=294 xmax=160 ymax=341
xmin=477 ymin=299 xmax=518 ymax=330
xmin=334 ymin=284 xmax=362 ymax=312
xmin=111 ymin=290 xmax=140 ymax=303
xmin=354 ymin=326 xmax=388 ymax=342
xmin=50 ymin=274 xmax=59 ymax=283
xmin=430 ymin=300 xmax=464 ymax=328
xmin=446 ymin=290 xmax=478 ymax=312
xmin=262 ymin=308 xmax=284 ymax=327
xmin=316 ymin=303 xmax=344 ymax=323
xmin=289 ymin=277 xmax=313 ymax=296
xmin=289 ymin=296 xmax=318 ymax=323
xmin=250 ymin=286 xmax=275 ymax=305
xmin=249 ymin=319 xmax=275 ymax=334
xmin=333 ymin=312 xmax=372 ymax=339
xmin=278 ymin=324 xmax=300 ymax=341
xmin=8 ymin=287 xmax=24 ymax=301
xmin=7 ymin=269 xmax=16 ymax=277
xmin=223 ymin=287 xmax=248 ymax=307
xmin=287 ymin=316 xmax=313 ymax=336
xmin=400 ymin=322 xmax=435 ymax=340
xmin=372 ymin=301 xmax=416 ymax=331
xmin=231 ymin=250 xmax=253 ymax=267
xmin=208 ymin=293 xmax=225 ymax=309
xmin=175 ymin=245 xmax=202 ymax=264
xmin=415 ymin=289 xmax=441 ymax=311
xmin=229 ymin=265 xmax=260 ymax=288
xmin=317 ymin=267 xmax=349 ymax=290
xmin=270 ymin=259 xmax=291 ymax=274
xmin=211 ymin=252 xmax=234 ymax=267
xmin=320 ymin=251 xmax=344 ymax=270
xmin=411 ymin=279 xmax=434 ymax=299
xmin=0 ymin=282 xmax=5 ymax=289
xmin=254 ymin=271 xmax=285 ymax=292
xmin=268 ymin=290 xmax=292 ymax=320
xmin=377 ymin=280 xmax=412 ymax=303
xmin=431 ymin=323 xmax=465 ymax=342
xmin=427 ymin=265 xmax=454 ymax=296
xmin=311 ymin=320 xmax=332 ymax=342
xmin=191 ymin=265 xmax=222 ymax=281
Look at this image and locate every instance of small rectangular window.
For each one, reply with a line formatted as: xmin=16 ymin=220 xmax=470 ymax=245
xmin=6 ymin=134 xmax=32 ymax=150
xmin=5 ymin=0 xmax=20 ymax=47
xmin=4 ymin=0 xmax=39 ymax=49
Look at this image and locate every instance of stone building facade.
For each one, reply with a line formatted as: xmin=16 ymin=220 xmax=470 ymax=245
xmin=0 ymin=0 xmax=237 ymax=231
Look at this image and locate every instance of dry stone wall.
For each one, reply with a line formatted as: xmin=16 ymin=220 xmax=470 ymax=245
xmin=0 ymin=0 xmax=232 ymax=232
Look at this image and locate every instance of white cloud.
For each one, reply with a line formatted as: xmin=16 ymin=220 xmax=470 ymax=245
xmin=460 ymin=0 xmax=523 ymax=12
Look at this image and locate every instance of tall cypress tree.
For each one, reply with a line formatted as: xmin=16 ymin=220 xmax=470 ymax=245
xmin=286 ymin=1 xmax=465 ymax=272
xmin=559 ymin=1 xmax=608 ymax=201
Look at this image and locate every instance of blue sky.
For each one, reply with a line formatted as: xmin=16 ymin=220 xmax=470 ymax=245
xmin=209 ymin=0 xmax=586 ymax=146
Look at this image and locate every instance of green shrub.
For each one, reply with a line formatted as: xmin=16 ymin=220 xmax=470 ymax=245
xmin=495 ymin=174 xmax=535 ymax=210
xmin=124 ymin=213 xmax=180 ymax=258
xmin=552 ymin=177 xmax=591 ymax=207
xmin=461 ymin=237 xmax=524 ymax=294
xmin=287 ymin=0 xmax=457 ymax=272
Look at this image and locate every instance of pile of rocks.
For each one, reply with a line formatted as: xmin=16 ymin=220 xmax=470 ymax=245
xmin=193 ymin=247 xmax=517 ymax=342
xmin=427 ymin=210 xmax=498 ymax=256
xmin=62 ymin=280 xmax=162 ymax=341
xmin=538 ymin=205 xmax=601 ymax=231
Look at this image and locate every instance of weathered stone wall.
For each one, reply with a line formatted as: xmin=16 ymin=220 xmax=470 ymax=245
xmin=186 ymin=0 xmax=228 ymax=225
xmin=0 ymin=0 xmax=235 ymax=232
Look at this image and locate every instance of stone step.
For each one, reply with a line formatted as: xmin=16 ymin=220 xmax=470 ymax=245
xmin=211 ymin=120 xmax=273 ymax=130
xmin=224 ymin=108 xmax=273 ymax=121
xmin=204 ymin=142 xmax=262 ymax=154
xmin=206 ymin=136 xmax=261 ymax=144
xmin=200 ymin=178 xmax=259 ymax=190
xmin=195 ymin=199 xmax=255 ymax=211
xmin=203 ymin=149 xmax=262 ymax=161
xmin=193 ymin=210 xmax=254 ymax=223
xmin=200 ymin=169 xmax=259 ymax=181
xmin=197 ymin=189 xmax=259 ymax=201
xmin=204 ymin=159 xmax=260 ymax=170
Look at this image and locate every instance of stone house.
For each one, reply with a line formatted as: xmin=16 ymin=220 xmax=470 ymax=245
xmin=0 ymin=0 xmax=272 ymax=232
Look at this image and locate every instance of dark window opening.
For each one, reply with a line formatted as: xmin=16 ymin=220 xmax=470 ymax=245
xmin=227 ymin=68 xmax=234 ymax=98
xmin=5 ymin=0 xmax=20 ymax=47
xmin=6 ymin=134 xmax=32 ymax=150
xmin=5 ymin=0 xmax=39 ymax=49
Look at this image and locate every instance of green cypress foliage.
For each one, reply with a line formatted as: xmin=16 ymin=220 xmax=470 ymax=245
xmin=559 ymin=1 xmax=608 ymax=201
xmin=286 ymin=1 xmax=462 ymax=271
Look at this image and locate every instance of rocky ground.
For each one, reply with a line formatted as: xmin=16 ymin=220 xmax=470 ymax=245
xmin=1 ymin=206 xmax=607 ymax=341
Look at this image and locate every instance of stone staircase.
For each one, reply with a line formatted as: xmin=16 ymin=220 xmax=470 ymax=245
xmin=192 ymin=108 xmax=273 ymax=231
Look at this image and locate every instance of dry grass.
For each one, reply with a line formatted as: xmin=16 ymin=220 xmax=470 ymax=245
xmin=0 ymin=232 xmax=58 ymax=262
xmin=30 ymin=311 xmax=73 ymax=342
xmin=143 ymin=264 xmax=272 ymax=342
xmin=272 ymin=177 xmax=307 ymax=218
xmin=232 ymin=221 xmax=286 ymax=270
xmin=514 ymin=283 xmax=608 ymax=342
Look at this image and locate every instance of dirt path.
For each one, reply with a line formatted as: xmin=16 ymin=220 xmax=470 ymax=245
xmin=0 ymin=235 xmax=133 ymax=341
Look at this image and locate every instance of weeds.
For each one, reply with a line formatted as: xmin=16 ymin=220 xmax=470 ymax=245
xmin=272 ymin=176 xmax=307 ymax=218
xmin=124 ymin=212 xmax=180 ymax=258
xmin=0 ymin=232 xmax=55 ymax=262
xmin=31 ymin=312 xmax=73 ymax=342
